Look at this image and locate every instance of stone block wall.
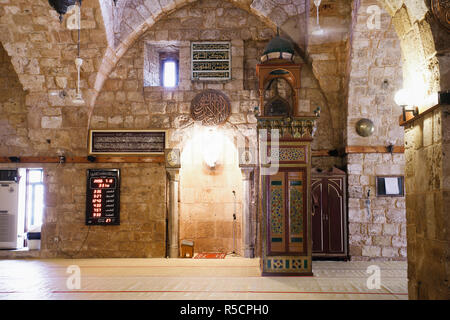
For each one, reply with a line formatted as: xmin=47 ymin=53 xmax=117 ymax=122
xmin=0 ymin=0 xmax=419 ymax=261
xmin=346 ymin=0 xmax=406 ymax=261
xmin=347 ymin=153 xmax=406 ymax=260
xmin=91 ymin=0 xmax=339 ymax=255
xmin=404 ymin=107 xmax=450 ymax=299
xmin=0 ymin=162 xmax=167 ymax=258
xmin=0 ymin=0 xmax=348 ymax=259
xmin=0 ymin=44 xmax=28 ymax=155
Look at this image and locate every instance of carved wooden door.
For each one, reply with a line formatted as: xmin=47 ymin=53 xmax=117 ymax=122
xmin=311 ymin=173 xmax=347 ymax=258
xmin=267 ymin=169 xmax=307 ymax=256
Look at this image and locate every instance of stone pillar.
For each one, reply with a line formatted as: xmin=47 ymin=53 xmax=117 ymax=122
xmin=241 ymin=167 xmax=254 ymax=258
xmin=167 ymin=169 xmax=180 ymax=258
xmin=403 ymin=104 xmax=450 ymax=300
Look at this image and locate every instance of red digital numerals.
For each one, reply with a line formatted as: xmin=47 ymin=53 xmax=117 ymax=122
xmin=92 ymin=189 xmax=102 ymax=217
xmin=92 ymin=178 xmax=114 ymax=189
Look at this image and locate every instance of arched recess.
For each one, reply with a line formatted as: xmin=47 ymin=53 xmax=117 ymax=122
xmin=89 ymin=0 xmax=316 ymax=258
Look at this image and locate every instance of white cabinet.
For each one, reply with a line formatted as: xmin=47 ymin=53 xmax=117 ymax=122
xmin=0 ymin=171 xmax=24 ymax=249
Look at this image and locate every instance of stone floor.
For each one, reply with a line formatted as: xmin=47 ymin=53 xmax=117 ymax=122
xmin=0 ymin=257 xmax=408 ymax=300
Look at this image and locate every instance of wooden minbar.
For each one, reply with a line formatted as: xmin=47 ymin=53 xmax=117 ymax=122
xmin=256 ymin=57 xmax=319 ymax=276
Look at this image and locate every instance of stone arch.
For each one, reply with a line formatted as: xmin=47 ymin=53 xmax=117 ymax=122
xmin=0 ymin=42 xmax=30 ymax=156
xmin=379 ymin=0 xmax=446 ymax=98
xmin=90 ymin=0 xmax=342 ymax=160
xmin=90 ymin=0 xmax=308 ymax=126
xmin=0 ymin=0 xmax=109 ymax=156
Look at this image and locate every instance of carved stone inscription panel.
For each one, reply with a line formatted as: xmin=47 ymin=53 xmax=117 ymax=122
xmin=190 ymin=90 xmax=231 ymax=126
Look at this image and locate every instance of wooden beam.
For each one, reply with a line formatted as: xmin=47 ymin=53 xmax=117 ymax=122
xmin=311 ymin=150 xmax=332 ymax=157
xmin=399 ymin=104 xmax=441 ymax=126
xmin=0 ymin=156 xmax=165 ymax=164
xmin=345 ymin=146 xmax=404 ymax=154
xmin=0 ymin=147 xmax=404 ymax=164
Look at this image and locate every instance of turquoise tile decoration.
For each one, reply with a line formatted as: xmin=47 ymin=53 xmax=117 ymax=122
xmin=270 ymin=186 xmax=283 ymax=235
xmin=289 ymin=187 xmax=303 ymax=235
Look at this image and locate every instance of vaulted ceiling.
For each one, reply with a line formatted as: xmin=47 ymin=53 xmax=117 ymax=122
xmin=0 ymin=0 xmax=446 ymax=120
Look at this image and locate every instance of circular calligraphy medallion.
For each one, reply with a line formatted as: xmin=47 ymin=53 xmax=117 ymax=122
xmin=431 ymin=0 xmax=450 ymax=31
xmin=167 ymin=151 xmax=178 ymax=167
xmin=190 ymin=90 xmax=231 ymax=126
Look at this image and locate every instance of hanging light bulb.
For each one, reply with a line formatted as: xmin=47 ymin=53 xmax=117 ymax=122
xmin=72 ymin=0 xmax=84 ymax=105
xmin=312 ymin=0 xmax=324 ymax=35
xmin=73 ymin=57 xmax=84 ymax=104
xmin=314 ymin=0 xmax=321 ymax=25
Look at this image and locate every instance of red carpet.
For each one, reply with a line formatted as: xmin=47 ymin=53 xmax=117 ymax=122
xmin=194 ymin=253 xmax=227 ymax=259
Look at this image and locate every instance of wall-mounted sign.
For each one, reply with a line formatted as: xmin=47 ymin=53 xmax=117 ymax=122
xmin=86 ymin=169 xmax=120 ymax=225
xmin=89 ymin=130 xmax=166 ymax=155
xmin=376 ymin=176 xmax=404 ymax=197
xmin=191 ymin=42 xmax=231 ymax=80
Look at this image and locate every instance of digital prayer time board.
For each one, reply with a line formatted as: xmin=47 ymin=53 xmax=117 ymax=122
xmin=86 ymin=169 xmax=120 ymax=225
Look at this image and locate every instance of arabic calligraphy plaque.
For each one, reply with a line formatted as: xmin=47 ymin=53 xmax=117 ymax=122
xmin=89 ymin=130 xmax=166 ymax=154
xmin=190 ymin=90 xmax=231 ymax=126
xmin=191 ymin=42 xmax=231 ymax=80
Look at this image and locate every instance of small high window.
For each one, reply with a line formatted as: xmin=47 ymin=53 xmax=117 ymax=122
xmin=144 ymin=42 xmax=180 ymax=88
xmin=162 ymin=59 xmax=178 ymax=88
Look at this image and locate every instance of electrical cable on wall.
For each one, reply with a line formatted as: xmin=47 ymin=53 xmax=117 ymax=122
xmin=228 ymin=190 xmax=239 ymax=257
xmin=73 ymin=0 xmax=84 ymax=104
xmin=55 ymin=226 xmax=91 ymax=259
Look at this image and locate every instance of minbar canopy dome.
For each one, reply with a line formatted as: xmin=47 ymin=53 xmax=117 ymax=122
xmin=260 ymin=33 xmax=295 ymax=63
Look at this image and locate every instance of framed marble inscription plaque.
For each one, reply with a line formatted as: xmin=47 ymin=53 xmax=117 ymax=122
xmin=89 ymin=130 xmax=166 ymax=155
xmin=191 ymin=42 xmax=231 ymax=80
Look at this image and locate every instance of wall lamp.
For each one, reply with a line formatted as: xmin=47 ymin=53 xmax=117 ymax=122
xmin=202 ymin=128 xmax=222 ymax=169
xmin=394 ymin=89 xmax=419 ymax=122
xmin=396 ymin=89 xmax=450 ymax=122
xmin=48 ymin=0 xmax=82 ymax=22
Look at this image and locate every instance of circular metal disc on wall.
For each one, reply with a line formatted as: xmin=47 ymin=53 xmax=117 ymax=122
xmin=190 ymin=90 xmax=231 ymax=126
xmin=355 ymin=118 xmax=375 ymax=137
